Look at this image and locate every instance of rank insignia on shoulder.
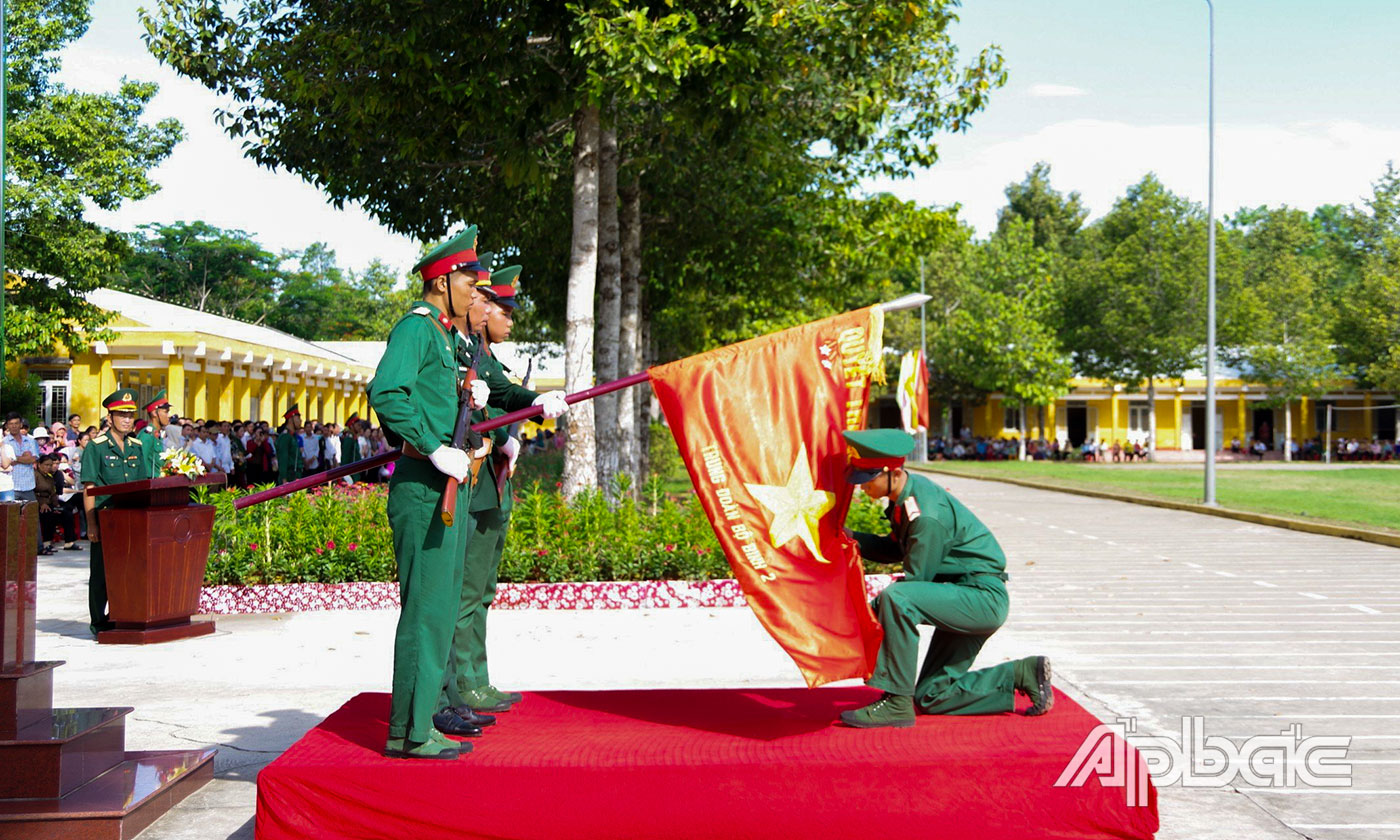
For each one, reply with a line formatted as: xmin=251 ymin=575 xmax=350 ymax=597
xmin=129 ymin=437 xmax=143 ymax=445
xmin=411 ymin=306 xmax=432 ymax=316
xmin=904 ymin=497 xmax=921 ymax=521
xmin=92 ymin=435 xmax=108 ymax=444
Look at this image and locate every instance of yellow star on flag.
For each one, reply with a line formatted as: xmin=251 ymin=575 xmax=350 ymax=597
xmin=745 ymin=444 xmax=835 ymax=562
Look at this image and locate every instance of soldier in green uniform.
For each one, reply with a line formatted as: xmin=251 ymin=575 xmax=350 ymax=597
xmin=340 ymin=414 xmax=361 ymax=483
xmin=274 ymin=406 xmax=304 ymax=485
xmin=368 ymin=226 xmax=494 ymax=760
xmin=437 ymin=263 xmax=568 ymax=725
xmin=837 ymin=429 xmax=1053 ymax=728
xmin=81 ymin=389 xmax=153 ymax=636
xmin=137 ymin=389 xmax=173 ymax=477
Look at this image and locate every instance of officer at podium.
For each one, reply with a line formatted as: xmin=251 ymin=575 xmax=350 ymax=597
xmin=80 ymin=388 xmax=153 ymax=636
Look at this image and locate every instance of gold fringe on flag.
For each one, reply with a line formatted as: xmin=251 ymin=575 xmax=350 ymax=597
xmin=866 ymin=306 xmax=886 ymax=385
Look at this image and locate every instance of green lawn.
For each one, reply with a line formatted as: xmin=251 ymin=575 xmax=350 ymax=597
xmin=914 ymin=461 xmax=1400 ymax=535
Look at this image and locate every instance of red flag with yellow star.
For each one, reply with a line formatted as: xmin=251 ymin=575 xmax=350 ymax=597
xmin=649 ymin=308 xmax=887 ymax=687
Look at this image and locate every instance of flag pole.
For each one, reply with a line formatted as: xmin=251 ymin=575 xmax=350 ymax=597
xmin=235 ymin=299 xmax=925 ymax=510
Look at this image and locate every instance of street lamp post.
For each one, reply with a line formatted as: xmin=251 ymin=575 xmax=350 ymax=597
xmin=1203 ymin=0 xmax=1219 ymax=505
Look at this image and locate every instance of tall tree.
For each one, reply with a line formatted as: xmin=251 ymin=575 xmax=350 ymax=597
xmin=1332 ymin=164 xmax=1400 ymax=392
xmin=995 ymin=162 xmax=1087 ymax=254
xmin=1222 ymin=207 xmax=1349 ymax=457
xmin=116 ymin=220 xmax=281 ymax=323
xmin=4 ymin=0 xmax=182 ymax=360
xmin=1062 ymin=174 xmax=1209 ymax=457
xmin=142 ymin=0 xmax=1006 ymax=493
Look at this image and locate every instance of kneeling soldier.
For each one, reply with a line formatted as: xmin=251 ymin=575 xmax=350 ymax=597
xmin=838 ymin=429 xmax=1052 ymax=728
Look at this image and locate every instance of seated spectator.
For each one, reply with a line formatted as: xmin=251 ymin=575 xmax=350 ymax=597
xmin=1230 ymin=436 xmax=1241 ymax=454
xmin=1252 ymin=438 xmax=1267 ymax=461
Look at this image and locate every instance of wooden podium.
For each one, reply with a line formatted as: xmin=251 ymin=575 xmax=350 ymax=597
xmin=86 ymin=474 xmax=227 ymax=645
xmin=0 ymin=502 xmax=214 ymax=838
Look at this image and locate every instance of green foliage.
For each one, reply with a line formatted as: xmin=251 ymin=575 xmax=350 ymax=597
xmin=204 ymin=467 xmax=893 ymax=583
xmin=1221 ymin=206 xmax=1349 ymax=405
xmin=996 ymin=161 xmax=1087 ymax=253
xmin=115 ymin=221 xmax=282 ymax=323
xmin=0 ymin=373 xmax=43 ymax=425
xmin=206 ymin=483 xmax=396 ymax=584
xmin=1331 ymin=164 xmax=1400 ymax=390
xmin=1061 ymin=174 xmax=1208 ymax=387
xmin=3 ymin=0 xmax=183 ymax=359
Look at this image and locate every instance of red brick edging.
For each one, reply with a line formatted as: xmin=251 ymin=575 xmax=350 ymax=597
xmin=198 ymin=574 xmax=902 ymax=614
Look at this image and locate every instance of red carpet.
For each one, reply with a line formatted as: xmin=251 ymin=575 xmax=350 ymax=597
xmin=256 ymin=688 xmax=1158 ymax=840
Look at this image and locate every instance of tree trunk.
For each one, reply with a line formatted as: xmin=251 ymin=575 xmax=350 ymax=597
xmin=1283 ymin=399 xmax=1292 ymax=462
xmin=1018 ymin=405 xmax=1027 ymax=461
xmin=637 ymin=283 xmax=652 ymax=481
xmin=562 ymin=105 xmax=600 ymax=498
xmin=594 ymin=124 xmax=622 ymax=497
xmin=1037 ymin=405 xmax=1046 ymax=444
xmin=617 ymin=174 xmax=642 ymax=490
xmin=1146 ymin=377 xmax=1157 ymax=462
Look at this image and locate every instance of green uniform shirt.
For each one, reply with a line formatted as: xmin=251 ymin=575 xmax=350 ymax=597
xmin=367 ymin=301 xmax=463 ymax=457
xmin=853 ymin=471 xmax=1007 ymax=582
xmin=457 ymin=333 xmax=539 ymax=514
xmin=275 ymin=432 xmax=304 ymax=483
xmin=81 ymin=431 xmax=151 ymax=508
xmin=340 ymin=432 xmax=358 ymax=471
xmin=136 ymin=426 xmax=165 ymax=477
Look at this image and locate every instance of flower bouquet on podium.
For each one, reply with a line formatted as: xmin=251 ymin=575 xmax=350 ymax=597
xmin=161 ymin=449 xmax=207 ymax=479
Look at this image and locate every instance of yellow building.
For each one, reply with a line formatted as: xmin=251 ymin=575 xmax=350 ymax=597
xmin=919 ymin=372 xmax=1398 ymax=451
xmin=12 ymin=289 xmax=379 ymax=428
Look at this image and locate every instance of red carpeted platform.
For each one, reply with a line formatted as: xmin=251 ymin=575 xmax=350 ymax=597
xmin=257 ymin=688 xmax=1157 ymax=840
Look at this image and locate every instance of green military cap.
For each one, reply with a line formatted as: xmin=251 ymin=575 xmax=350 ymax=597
xmin=143 ymin=388 xmax=171 ymax=413
xmin=487 ymin=265 xmax=522 ymax=309
xmin=478 ymin=251 xmax=496 ymax=271
xmin=283 ymin=404 xmax=300 ymax=420
xmin=413 ymin=225 xmax=490 ymax=283
xmin=103 ymin=388 xmax=141 ymax=413
xmin=843 ymin=428 xmax=916 ymax=483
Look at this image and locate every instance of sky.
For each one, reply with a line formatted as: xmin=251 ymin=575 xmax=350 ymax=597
xmin=60 ymin=0 xmax=1400 ymax=275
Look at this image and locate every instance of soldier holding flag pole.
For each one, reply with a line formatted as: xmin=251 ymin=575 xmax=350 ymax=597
xmin=367 ymin=226 xmax=493 ymax=760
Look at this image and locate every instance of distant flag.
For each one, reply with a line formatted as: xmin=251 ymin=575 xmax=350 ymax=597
xmin=649 ymin=308 xmax=887 ymax=687
xmin=896 ymin=350 xmax=930 ymax=435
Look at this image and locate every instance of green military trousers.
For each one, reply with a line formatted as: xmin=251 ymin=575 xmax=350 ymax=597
xmin=441 ymin=506 xmax=508 ymax=708
xmin=89 ymin=539 xmax=108 ymax=629
xmin=868 ymin=578 xmax=1016 ymax=715
xmin=386 ymin=458 xmax=470 ymax=744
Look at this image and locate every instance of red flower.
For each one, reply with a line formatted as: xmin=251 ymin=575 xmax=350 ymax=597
xmin=326 ymin=540 xmax=336 ymax=550
xmin=535 ymin=549 xmax=548 ymax=557
xmin=664 ymin=543 xmax=677 ymax=552
xmin=348 ymin=542 xmax=358 ymax=551
xmin=315 ymin=548 xmax=324 ymax=555
xmin=249 ymin=542 xmax=259 ymax=550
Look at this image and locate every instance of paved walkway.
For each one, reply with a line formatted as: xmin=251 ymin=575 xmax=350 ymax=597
xmin=31 ymin=473 xmax=1400 ymax=839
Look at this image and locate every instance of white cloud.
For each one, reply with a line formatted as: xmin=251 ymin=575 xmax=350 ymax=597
xmin=868 ymin=119 xmax=1400 ymax=236
xmin=1027 ymin=83 xmax=1089 ymax=98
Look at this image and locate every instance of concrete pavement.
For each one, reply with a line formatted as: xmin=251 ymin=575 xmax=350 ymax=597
xmin=31 ymin=471 xmax=1400 ymax=839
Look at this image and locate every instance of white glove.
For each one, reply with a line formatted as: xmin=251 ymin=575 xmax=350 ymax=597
xmin=469 ymin=378 xmax=491 ymax=409
xmin=471 ymin=439 xmax=492 ymax=460
xmin=503 ymin=436 xmax=521 ymax=476
xmin=533 ymin=390 xmax=568 ymax=419
xmin=428 ymin=445 xmax=471 ymax=482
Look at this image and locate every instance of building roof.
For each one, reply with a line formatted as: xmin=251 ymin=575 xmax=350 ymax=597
xmin=88 ymin=288 xmax=364 ymax=367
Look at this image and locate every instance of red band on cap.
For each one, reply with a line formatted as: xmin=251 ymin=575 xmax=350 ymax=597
xmin=143 ymin=398 xmax=170 ymax=412
xmin=850 ymin=455 xmax=904 ymax=471
xmin=419 ymin=249 xmax=480 ymax=281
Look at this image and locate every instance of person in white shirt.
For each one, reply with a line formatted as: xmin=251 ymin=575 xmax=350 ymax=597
xmin=187 ymin=425 xmax=220 ymax=472
xmin=164 ymin=417 xmax=186 ymax=451
xmin=214 ymin=428 xmax=234 ymax=473
xmin=0 ymin=437 xmax=15 ymax=501
xmin=301 ymin=423 xmax=321 ymax=471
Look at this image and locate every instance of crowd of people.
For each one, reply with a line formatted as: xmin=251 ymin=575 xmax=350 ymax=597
xmin=928 ymin=432 xmax=1400 ymax=463
xmin=0 ymin=400 xmax=567 ymax=555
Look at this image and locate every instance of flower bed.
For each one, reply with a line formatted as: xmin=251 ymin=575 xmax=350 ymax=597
xmin=202 ymin=476 xmax=891 ymax=585
xmin=198 ymin=574 xmax=903 ymax=614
